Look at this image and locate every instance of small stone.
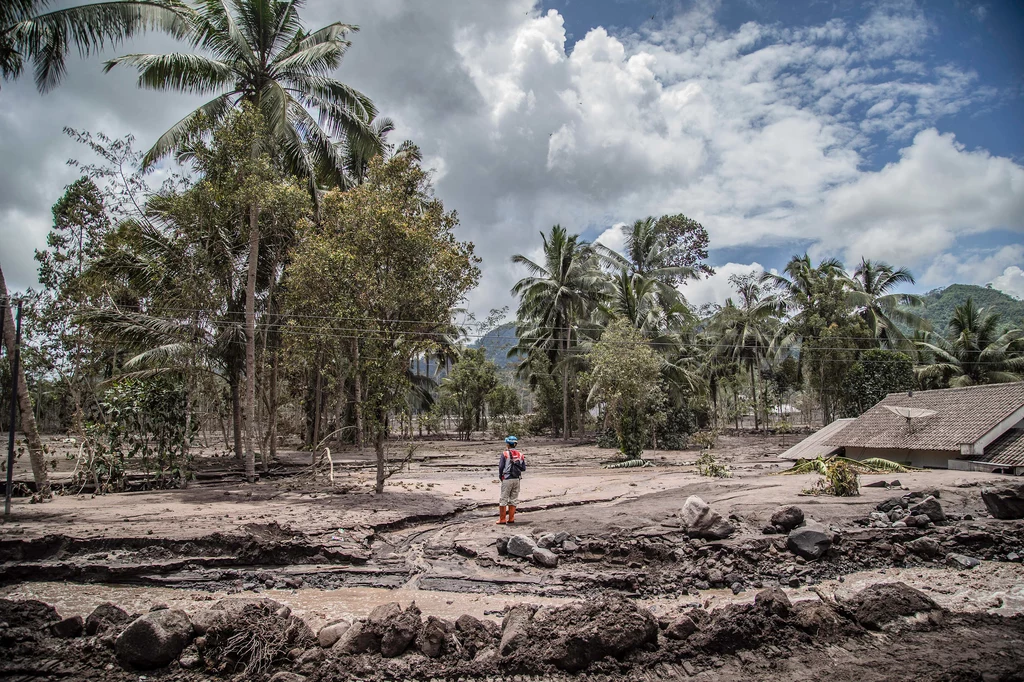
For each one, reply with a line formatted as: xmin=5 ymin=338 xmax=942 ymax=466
xmin=876 ymin=496 xmax=909 ymax=513
xmin=909 ymin=496 xmax=945 ymax=525
xmin=268 ymin=673 xmax=306 ymax=682
xmin=562 ymin=541 xmax=579 ymax=552
xmin=664 ymin=615 xmax=698 ymax=640
xmin=905 ymin=536 xmax=941 ymax=558
xmin=537 ymin=533 xmax=558 ymax=549
xmin=787 ymin=522 xmax=833 ymax=560
xmin=946 ymin=553 xmax=981 ymax=569
xmin=416 ymin=616 xmax=449 ymax=658
xmin=770 ymin=506 xmax=804 ymax=531
xmin=85 ymin=603 xmax=130 ymax=636
xmin=680 ymin=496 xmax=735 ymax=540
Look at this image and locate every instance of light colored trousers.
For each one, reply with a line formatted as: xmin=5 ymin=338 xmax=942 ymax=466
xmin=499 ymin=478 xmax=521 ymax=506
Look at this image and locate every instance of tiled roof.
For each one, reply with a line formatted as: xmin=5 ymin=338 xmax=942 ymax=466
xmin=976 ymin=429 xmax=1024 ymax=467
xmin=826 ymin=381 xmax=1024 ymax=452
xmin=779 ymin=418 xmax=852 ymax=460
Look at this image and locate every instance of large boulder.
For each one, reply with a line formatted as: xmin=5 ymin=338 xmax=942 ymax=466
xmin=786 ymin=521 xmax=832 ymax=560
xmin=52 ymin=615 xmax=84 ymax=639
xmin=905 ymin=536 xmax=941 ymax=558
xmin=416 ymin=616 xmax=450 ymax=658
xmin=115 ymin=609 xmax=193 ymax=670
xmin=192 ymin=597 xmax=290 ymax=636
xmin=455 ymin=614 xmax=498 ymax=658
xmin=909 ymin=496 xmax=945 ymax=525
xmin=332 ymin=621 xmax=379 ymax=655
xmin=981 ymin=483 xmax=1024 ymax=520
xmin=532 ymin=547 xmax=559 ymax=568
xmin=770 ymin=506 xmax=804 ymax=531
xmin=499 ymin=604 xmax=537 ymax=656
xmin=380 ymin=605 xmax=422 ymax=658
xmin=842 ymin=582 xmax=939 ymax=630
xmin=754 ymin=587 xmax=791 ymax=617
xmin=85 ymin=602 xmax=130 ymax=636
xmin=521 ymin=598 xmax=658 ymax=672
xmin=317 ymin=619 xmax=351 ymax=648
xmin=663 ymin=615 xmax=698 ymax=640
xmin=680 ymin=496 xmax=735 ymax=540
xmin=506 ymin=535 xmax=538 ymax=558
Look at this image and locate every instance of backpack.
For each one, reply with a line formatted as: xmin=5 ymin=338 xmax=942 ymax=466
xmin=507 ymin=449 xmax=526 ymax=475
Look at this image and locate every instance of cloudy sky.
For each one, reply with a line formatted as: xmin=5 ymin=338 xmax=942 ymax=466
xmin=2 ymin=0 xmax=1023 ymax=316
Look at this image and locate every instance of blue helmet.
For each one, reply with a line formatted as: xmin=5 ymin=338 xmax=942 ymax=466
xmin=505 ymin=435 xmax=518 ymax=447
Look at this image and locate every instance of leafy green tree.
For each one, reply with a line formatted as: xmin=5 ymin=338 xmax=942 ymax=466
xmin=104 ymin=0 xmax=381 ymax=192
xmin=1 ymin=0 xmax=186 ymax=93
xmin=652 ymin=213 xmax=714 ymax=279
xmin=843 ymin=349 xmax=916 ymax=415
xmin=848 ymin=258 xmax=924 ymax=349
xmin=916 ymin=298 xmax=1023 ymax=387
xmin=286 ymin=147 xmax=479 ymax=493
xmin=439 ymin=348 xmax=498 ymax=439
xmin=511 ymin=225 xmax=603 ymax=439
xmin=587 ymin=319 xmax=664 ymax=459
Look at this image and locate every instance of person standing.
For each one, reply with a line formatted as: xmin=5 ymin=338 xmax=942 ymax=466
xmin=497 ymin=435 xmax=526 ymax=524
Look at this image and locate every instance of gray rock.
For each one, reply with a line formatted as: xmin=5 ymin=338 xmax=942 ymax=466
xmin=755 ymin=587 xmax=792 ymax=616
xmin=888 ymin=507 xmax=911 ymax=522
xmin=909 ymin=496 xmax=945 ymax=524
xmin=268 ymin=673 xmax=306 ymax=682
xmin=52 ymin=615 xmax=84 ymax=638
xmin=981 ymin=483 xmax=1024 ymax=520
xmin=85 ymin=602 xmax=130 ymax=636
xmin=562 ymin=541 xmax=579 ymax=552
xmin=532 ymin=547 xmax=559 ymax=568
xmin=380 ymin=606 xmax=421 ymax=658
xmin=910 ymin=514 xmax=932 ymax=528
xmin=115 ymin=609 xmax=193 ymax=670
xmin=317 ymin=619 xmax=351 ymax=648
xmin=770 ymin=506 xmax=804 ymax=531
xmin=553 ymin=531 xmax=571 ymax=544
xmin=876 ymin=496 xmax=909 ymax=513
xmin=663 ymin=615 xmax=698 ymax=640
xmin=332 ymin=621 xmax=379 ymax=654
xmin=786 ymin=522 xmax=833 ymax=560
xmin=496 ymin=536 xmax=510 ymax=555
xmin=905 ymin=536 xmax=941 ymax=558
xmin=499 ymin=604 xmax=536 ymax=655
xmin=537 ymin=533 xmax=558 ymax=549
xmin=506 ymin=534 xmax=538 ymax=558
xmin=680 ymin=496 xmax=735 ymax=540
xmin=415 ymin=616 xmax=449 ymax=658
xmin=946 ymin=553 xmax=981 ymax=569
xmin=368 ymin=602 xmax=401 ymax=624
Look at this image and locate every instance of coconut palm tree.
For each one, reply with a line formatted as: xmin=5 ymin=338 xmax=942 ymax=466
xmin=596 ymin=217 xmax=698 ymax=304
xmin=916 ymin=298 xmax=1023 ymax=387
xmin=511 ymin=225 xmax=604 ymax=439
xmin=1 ymin=0 xmax=187 ymax=93
xmin=761 ymin=253 xmax=846 ymax=315
xmin=103 ymin=0 xmax=380 ymax=192
xmin=847 ymin=258 xmax=924 ymax=348
xmin=710 ymin=273 xmax=782 ymax=430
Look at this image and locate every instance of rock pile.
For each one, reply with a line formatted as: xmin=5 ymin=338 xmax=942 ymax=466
xmin=867 ymin=491 xmax=946 ymax=528
xmin=498 ymin=531 xmax=578 ymax=567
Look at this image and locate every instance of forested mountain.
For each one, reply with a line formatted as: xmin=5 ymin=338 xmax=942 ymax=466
xmin=918 ymin=284 xmax=1024 ymax=333
xmin=472 ymin=322 xmax=518 ymax=367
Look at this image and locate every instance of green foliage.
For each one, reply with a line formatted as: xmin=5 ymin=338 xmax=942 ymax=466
xmin=696 ymin=449 xmax=730 ymax=478
xmin=653 ymin=214 xmax=714 ymax=279
xmin=918 ymin=284 xmax=1024 ymax=335
xmin=587 ymin=320 xmax=665 ymax=459
xmin=780 ymin=456 xmax=916 ymax=475
xmin=692 ymin=429 xmax=719 ymax=450
xmin=916 ymin=298 xmax=1023 ymax=388
xmin=811 ymin=459 xmax=859 ymax=497
xmin=843 ymin=349 xmax=917 ymax=414
xmin=86 ymin=378 xmax=198 ymax=490
xmin=439 ymin=349 xmax=499 ymax=439
xmin=655 ymin=403 xmax=702 ymax=450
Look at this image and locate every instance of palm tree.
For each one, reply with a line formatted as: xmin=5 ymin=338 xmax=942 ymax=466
xmin=710 ymin=273 xmax=781 ymax=430
xmin=596 ymin=217 xmax=698 ymax=304
xmin=848 ymin=258 xmax=924 ymax=348
xmin=511 ymin=225 xmax=604 ymax=439
xmin=916 ymin=298 xmax=1023 ymax=387
xmin=2 ymin=0 xmax=187 ymax=93
xmin=103 ymin=0 xmax=380 ymax=192
xmin=761 ymin=253 xmax=845 ymax=315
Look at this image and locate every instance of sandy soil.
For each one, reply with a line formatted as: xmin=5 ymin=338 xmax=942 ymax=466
xmin=1 ymin=431 xmax=1022 ymax=680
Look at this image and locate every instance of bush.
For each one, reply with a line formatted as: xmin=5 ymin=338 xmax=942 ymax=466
xmin=692 ymin=429 xmax=719 ymax=450
xmin=596 ymin=428 xmax=618 ymax=449
xmin=655 ymin=404 xmax=701 ymax=450
xmin=696 ymin=449 xmax=730 ymax=478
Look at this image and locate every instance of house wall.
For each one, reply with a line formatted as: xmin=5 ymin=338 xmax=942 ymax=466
xmin=845 ymin=446 xmax=958 ymax=469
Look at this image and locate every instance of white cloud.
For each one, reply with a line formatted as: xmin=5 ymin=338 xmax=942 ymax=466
xmin=594 ymin=222 xmax=627 ymax=253
xmin=922 ymin=244 xmax=1024 ymax=292
xmin=991 ymin=266 xmax=1024 ymax=300
xmin=1 ymin=0 xmax=1019 ymax=320
xmin=679 ymin=262 xmax=765 ymax=308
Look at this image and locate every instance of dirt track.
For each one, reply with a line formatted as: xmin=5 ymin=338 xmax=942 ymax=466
xmin=1 ymin=432 xmax=1023 ymax=679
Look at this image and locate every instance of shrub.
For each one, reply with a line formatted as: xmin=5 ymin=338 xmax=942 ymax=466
xmin=696 ymin=449 xmax=730 ymax=478
xmin=692 ymin=429 xmax=719 ymax=450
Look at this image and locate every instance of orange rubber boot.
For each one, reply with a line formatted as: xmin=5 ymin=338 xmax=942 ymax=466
xmin=496 ymin=506 xmax=507 ymax=524
xmin=508 ymin=506 xmax=516 ymax=523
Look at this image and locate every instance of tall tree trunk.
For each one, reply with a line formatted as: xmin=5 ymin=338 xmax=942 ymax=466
xmin=374 ymin=410 xmax=387 ymax=494
xmin=231 ymin=364 xmax=243 ymax=461
xmin=749 ymin=364 xmax=759 ymax=431
xmin=243 ymin=207 xmax=260 ymax=483
xmin=335 ymin=361 xmax=346 ymax=446
xmin=0 ymin=276 xmax=50 ymax=497
xmin=312 ymin=363 xmax=323 ymax=448
xmin=352 ymin=339 xmax=364 ymax=448
xmin=562 ymin=324 xmax=570 ymax=440
xmin=268 ymin=348 xmax=279 ymax=463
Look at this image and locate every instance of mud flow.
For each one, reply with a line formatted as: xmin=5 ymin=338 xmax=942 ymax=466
xmin=1 ymin=434 xmax=1022 ymax=680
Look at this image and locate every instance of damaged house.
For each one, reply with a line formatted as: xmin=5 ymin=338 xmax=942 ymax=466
xmin=788 ymin=382 xmax=1024 ymax=473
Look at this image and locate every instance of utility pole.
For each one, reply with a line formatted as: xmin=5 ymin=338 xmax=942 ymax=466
xmin=5 ymin=298 xmax=22 ymax=520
